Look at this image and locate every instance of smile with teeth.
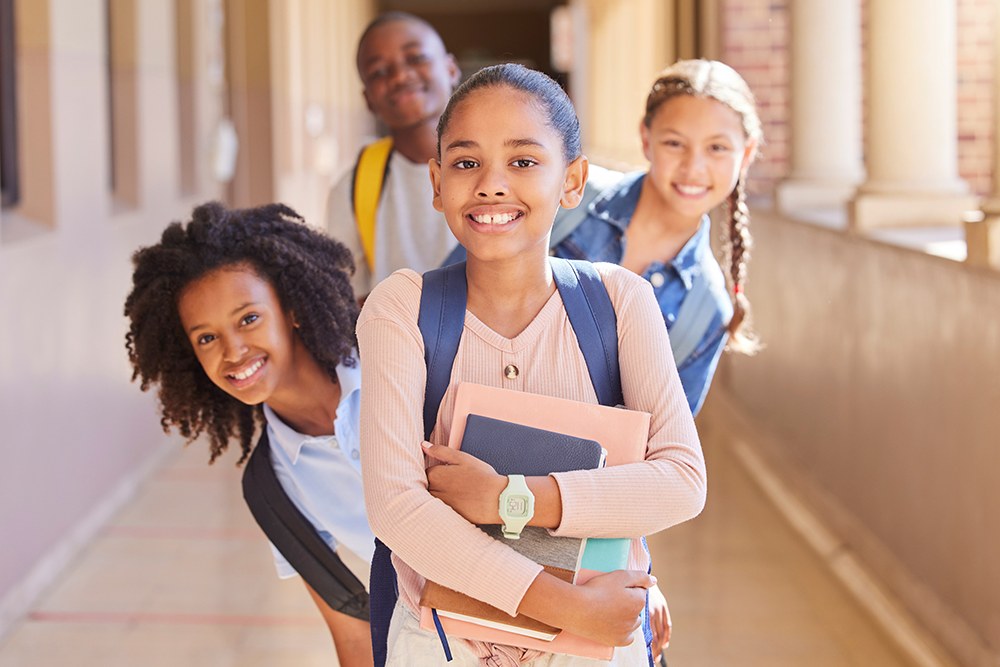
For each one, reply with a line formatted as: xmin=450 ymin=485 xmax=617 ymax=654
xmin=228 ymin=358 xmax=265 ymax=381
xmin=470 ymin=211 xmax=523 ymax=225
xmin=674 ymin=183 xmax=709 ymax=196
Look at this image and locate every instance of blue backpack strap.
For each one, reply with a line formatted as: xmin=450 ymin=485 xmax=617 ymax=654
xmin=419 ymin=262 xmax=468 ymax=439
xmin=370 ymin=262 xmax=468 ymax=667
xmin=549 ymin=257 xmax=623 ymax=407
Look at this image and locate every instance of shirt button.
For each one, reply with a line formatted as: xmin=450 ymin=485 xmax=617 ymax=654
xmin=351 ymin=449 xmax=360 ymax=460
xmin=649 ymin=272 xmax=665 ymax=288
xmin=504 ymin=364 xmax=519 ymax=380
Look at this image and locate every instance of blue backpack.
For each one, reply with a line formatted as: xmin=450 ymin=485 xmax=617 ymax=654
xmin=369 ymin=257 xmax=655 ymax=666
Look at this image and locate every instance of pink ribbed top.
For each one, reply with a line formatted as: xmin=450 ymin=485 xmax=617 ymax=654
xmin=357 ymin=264 xmax=706 ymax=619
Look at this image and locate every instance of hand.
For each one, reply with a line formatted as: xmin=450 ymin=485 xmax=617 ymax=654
xmin=647 ymin=583 xmax=672 ymax=659
xmin=423 ymin=442 xmax=506 ymax=524
xmin=564 ymin=570 xmax=655 ymax=647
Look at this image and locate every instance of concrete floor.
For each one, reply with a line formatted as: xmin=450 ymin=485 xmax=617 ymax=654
xmin=0 ymin=401 xmax=916 ymax=666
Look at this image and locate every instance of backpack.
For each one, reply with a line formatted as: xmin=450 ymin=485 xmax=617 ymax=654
xmin=369 ymin=258 xmax=655 ymax=666
xmin=241 ymin=430 xmax=369 ymax=620
xmin=351 ymin=137 xmax=473 ymax=274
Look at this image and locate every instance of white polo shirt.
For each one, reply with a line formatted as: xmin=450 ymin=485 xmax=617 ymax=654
xmin=262 ymin=357 xmax=375 ymax=588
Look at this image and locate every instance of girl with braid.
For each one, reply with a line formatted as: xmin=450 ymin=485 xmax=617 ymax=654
xmin=551 ymin=59 xmax=761 ymax=662
xmin=124 ymin=202 xmax=374 ymax=667
xmin=553 ymin=59 xmax=762 ymax=417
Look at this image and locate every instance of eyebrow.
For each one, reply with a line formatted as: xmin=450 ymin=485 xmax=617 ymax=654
xmin=360 ymin=41 xmax=428 ymax=69
xmin=186 ymin=302 xmax=259 ymax=334
xmin=443 ymin=138 xmax=546 ymax=152
xmin=660 ymin=128 xmax=735 ymax=142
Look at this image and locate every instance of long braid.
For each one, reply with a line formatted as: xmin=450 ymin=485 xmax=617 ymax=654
xmin=724 ymin=178 xmax=760 ymax=354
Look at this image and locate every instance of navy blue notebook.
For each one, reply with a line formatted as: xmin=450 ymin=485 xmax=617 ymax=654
xmin=460 ymin=414 xmax=606 ymax=571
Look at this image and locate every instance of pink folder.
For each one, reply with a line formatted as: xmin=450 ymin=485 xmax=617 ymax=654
xmin=419 ymin=382 xmax=651 ymax=659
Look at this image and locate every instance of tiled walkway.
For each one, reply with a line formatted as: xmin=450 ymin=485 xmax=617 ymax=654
xmin=0 ymin=402 xmax=915 ymax=666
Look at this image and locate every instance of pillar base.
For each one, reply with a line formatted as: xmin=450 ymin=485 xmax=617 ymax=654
xmin=849 ymin=191 xmax=980 ymax=232
xmin=965 ymin=214 xmax=1000 ymax=269
xmin=776 ymin=178 xmax=862 ymax=214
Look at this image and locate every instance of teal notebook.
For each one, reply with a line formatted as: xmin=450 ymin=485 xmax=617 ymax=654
xmin=580 ymin=537 xmax=630 ymax=572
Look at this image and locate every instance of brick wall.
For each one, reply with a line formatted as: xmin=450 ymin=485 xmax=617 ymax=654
xmin=958 ymin=0 xmax=995 ymax=196
xmin=719 ymin=0 xmax=995 ymax=198
xmin=718 ymin=0 xmax=790 ymax=197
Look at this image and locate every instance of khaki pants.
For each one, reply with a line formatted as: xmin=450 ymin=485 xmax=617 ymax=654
xmin=385 ymin=603 xmax=648 ymax=667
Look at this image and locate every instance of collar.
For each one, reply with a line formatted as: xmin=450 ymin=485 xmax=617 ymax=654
xmin=669 ymin=215 xmax=712 ymax=289
xmin=590 ymin=171 xmax=713 ymax=289
xmin=262 ymin=354 xmax=362 ymax=465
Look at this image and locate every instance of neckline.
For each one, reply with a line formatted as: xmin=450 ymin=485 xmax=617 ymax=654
xmin=461 ymin=286 xmax=564 ymax=352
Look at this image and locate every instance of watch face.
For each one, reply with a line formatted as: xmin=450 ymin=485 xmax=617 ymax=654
xmin=506 ymin=496 xmax=529 ymax=517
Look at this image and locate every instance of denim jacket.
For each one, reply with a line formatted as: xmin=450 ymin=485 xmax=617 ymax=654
xmin=552 ymin=171 xmax=733 ymax=416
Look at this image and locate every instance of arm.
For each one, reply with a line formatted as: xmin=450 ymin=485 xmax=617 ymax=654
xmin=549 ymin=269 xmax=707 ymax=539
xmin=303 ymin=582 xmax=373 ymax=667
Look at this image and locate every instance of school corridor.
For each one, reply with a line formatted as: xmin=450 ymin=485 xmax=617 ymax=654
xmin=0 ymin=387 xmax=918 ymax=667
xmin=2 ymin=0 xmax=999 ymax=666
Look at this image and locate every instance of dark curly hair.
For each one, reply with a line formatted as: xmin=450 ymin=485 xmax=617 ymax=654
xmin=124 ymin=202 xmax=359 ymax=465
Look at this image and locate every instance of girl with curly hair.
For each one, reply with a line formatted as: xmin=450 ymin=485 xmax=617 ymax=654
xmin=124 ymin=201 xmax=374 ymax=667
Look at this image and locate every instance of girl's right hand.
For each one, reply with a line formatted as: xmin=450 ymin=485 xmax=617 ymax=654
xmin=567 ymin=570 xmax=654 ymax=647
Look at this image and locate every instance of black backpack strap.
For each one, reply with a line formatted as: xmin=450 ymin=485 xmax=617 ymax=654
xmin=550 ymin=257 xmax=623 ymax=407
xmin=241 ymin=430 xmax=369 ymax=621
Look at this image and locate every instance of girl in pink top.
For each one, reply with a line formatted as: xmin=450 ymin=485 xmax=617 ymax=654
xmin=357 ymin=64 xmax=707 ymax=666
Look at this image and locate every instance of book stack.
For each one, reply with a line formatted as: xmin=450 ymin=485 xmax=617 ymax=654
xmin=419 ymin=382 xmax=650 ymax=658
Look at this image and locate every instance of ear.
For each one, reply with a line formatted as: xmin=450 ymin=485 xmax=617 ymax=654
xmin=640 ymin=120 xmax=652 ymax=162
xmin=559 ymin=155 xmax=589 ymax=209
xmin=446 ymin=54 xmax=461 ymax=89
xmin=362 ymin=86 xmax=375 ymax=114
xmin=428 ymin=158 xmax=445 ymax=212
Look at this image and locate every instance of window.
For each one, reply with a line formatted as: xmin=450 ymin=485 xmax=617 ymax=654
xmin=0 ymin=0 xmax=18 ymax=208
xmin=106 ymin=0 xmax=139 ymax=207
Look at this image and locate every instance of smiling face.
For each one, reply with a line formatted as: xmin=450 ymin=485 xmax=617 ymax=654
xmin=177 ymin=264 xmax=303 ymax=407
xmin=357 ymin=18 xmax=459 ymax=132
xmin=429 ymin=85 xmax=586 ymax=263
xmin=641 ymin=94 xmax=756 ymax=222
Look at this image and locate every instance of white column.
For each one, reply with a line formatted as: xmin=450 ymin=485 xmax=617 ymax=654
xmin=775 ymin=0 xmax=864 ymax=213
xmin=850 ymin=0 xmax=978 ymax=231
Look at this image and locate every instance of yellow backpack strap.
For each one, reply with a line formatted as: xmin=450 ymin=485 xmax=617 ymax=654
xmin=352 ymin=137 xmax=394 ymax=273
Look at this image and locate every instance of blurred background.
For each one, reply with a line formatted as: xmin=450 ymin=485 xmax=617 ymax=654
xmin=1 ymin=0 xmax=998 ymax=665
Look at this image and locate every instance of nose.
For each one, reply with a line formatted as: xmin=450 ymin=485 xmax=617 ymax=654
xmin=681 ymin=148 xmax=708 ymax=176
xmin=222 ymin=334 xmax=248 ymax=363
xmin=387 ymin=59 xmax=417 ymax=87
xmin=476 ymin=163 xmax=508 ymax=199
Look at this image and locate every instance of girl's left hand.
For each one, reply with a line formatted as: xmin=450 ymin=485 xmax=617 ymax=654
xmin=423 ymin=442 xmax=506 ymax=524
xmin=648 ymin=583 xmax=672 ymax=659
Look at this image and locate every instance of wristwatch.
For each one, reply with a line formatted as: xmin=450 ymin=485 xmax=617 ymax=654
xmin=498 ymin=474 xmax=535 ymax=539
